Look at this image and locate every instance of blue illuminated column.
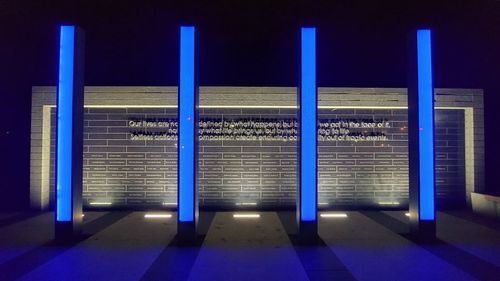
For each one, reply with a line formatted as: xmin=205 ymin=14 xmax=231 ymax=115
xmin=55 ymin=25 xmax=85 ymax=241
xmin=297 ymin=27 xmax=318 ymax=239
xmin=177 ymin=26 xmax=199 ymax=241
xmin=408 ymin=29 xmax=436 ymax=239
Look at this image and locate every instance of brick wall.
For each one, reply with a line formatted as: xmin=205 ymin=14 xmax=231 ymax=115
xmin=31 ymin=87 xmax=483 ymax=210
xmin=47 ymin=106 xmax=465 ymax=209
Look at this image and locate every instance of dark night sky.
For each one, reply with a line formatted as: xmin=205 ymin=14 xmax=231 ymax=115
xmin=1 ymin=0 xmax=499 ymax=210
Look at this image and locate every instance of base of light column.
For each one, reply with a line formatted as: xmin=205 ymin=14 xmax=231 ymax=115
xmin=298 ymin=220 xmax=318 ymax=244
xmin=177 ymin=221 xmax=198 ymax=245
xmin=410 ymin=219 xmax=436 ymax=242
xmin=55 ymin=221 xmax=82 ymax=243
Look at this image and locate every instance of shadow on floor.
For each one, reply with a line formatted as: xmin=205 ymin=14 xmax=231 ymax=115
xmin=359 ymin=211 xmax=409 ymax=234
xmin=412 ymin=238 xmax=500 ymax=281
xmin=0 ymin=212 xmax=41 ymax=228
xmin=445 ymin=210 xmax=500 ymax=232
xmin=277 ymin=211 xmax=357 ymax=281
xmin=0 ymin=211 xmax=130 ymax=281
xmin=362 ymin=211 xmax=500 ymax=281
xmin=140 ymin=212 xmax=215 ymax=281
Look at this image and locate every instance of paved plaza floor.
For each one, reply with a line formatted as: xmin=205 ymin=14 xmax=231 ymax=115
xmin=0 ymin=210 xmax=499 ymax=281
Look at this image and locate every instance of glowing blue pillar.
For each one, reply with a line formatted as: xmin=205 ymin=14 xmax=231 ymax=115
xmin=297 ymin=27 xmax=318 ymax=239
xmin=408 ymin=29 xmax=436 ymax=239
xmin=177 ymin=26 xmax=199 ymax=241
xmin=55 ymin=25 xmax=85 ymax=241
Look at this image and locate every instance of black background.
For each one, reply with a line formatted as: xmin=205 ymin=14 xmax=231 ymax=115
xmin=1 ymin=0 xmax=499 ymax=210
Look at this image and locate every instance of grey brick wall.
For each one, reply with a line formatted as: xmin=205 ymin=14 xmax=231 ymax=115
xmin=47 ymin=106 xmax=465 ymax=209
xmin=31 ymin=87 xmax=483 ymax=210
xmin=317 ymin=108 xmax=465 ymax=209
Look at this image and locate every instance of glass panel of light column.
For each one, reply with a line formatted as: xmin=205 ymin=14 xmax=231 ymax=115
xmin=56 ymin=25 xmax=75 ymax=222
xmin=178 ymin=26 xmax=195 ymax=222
xmin=417 ymin=29 xmax=435 ymax=221
xmin=300 ymin=27 xmax=317 ymax=221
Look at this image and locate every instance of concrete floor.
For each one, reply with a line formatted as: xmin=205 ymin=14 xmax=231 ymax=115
xmin=0 ymin=210 xmax=500 ymax=281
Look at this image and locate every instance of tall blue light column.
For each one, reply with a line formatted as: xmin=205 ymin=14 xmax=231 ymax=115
xmin=55 ymin=25 xmax=85 ymax=241
xmin=177 ymin=26 xmax=199 ymax=242
xmin=408 ymin=29 xmax=436 ymax=239
xmin=297 ymin=27 xmax=318 ymax=240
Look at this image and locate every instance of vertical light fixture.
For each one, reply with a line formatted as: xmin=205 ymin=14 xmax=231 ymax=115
xmin=408 ymin=29 xmax=436 ymax=239
xmin=55 ymin=25 xmax=85 ymax=240
xmin=56 ymin=25 xmax=75 ymax=223
xmin=178 ymin=26 xmax=199 ymax=241
xmin=417 ymin=29 xmax=435 ymax=221
xmin=297 ymin=27 xmax=318 ymax=239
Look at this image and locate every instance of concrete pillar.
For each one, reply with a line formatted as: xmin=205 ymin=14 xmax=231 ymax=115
xmin=407 ymin=29 xmax=436 ymax=240
xmin=177 ymin=26 xmax=199 ymax=243
xmin=54 ymin=25 xmax=85 ymax=242
xmin=297 ymin=27 xmax=318 ymax=241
